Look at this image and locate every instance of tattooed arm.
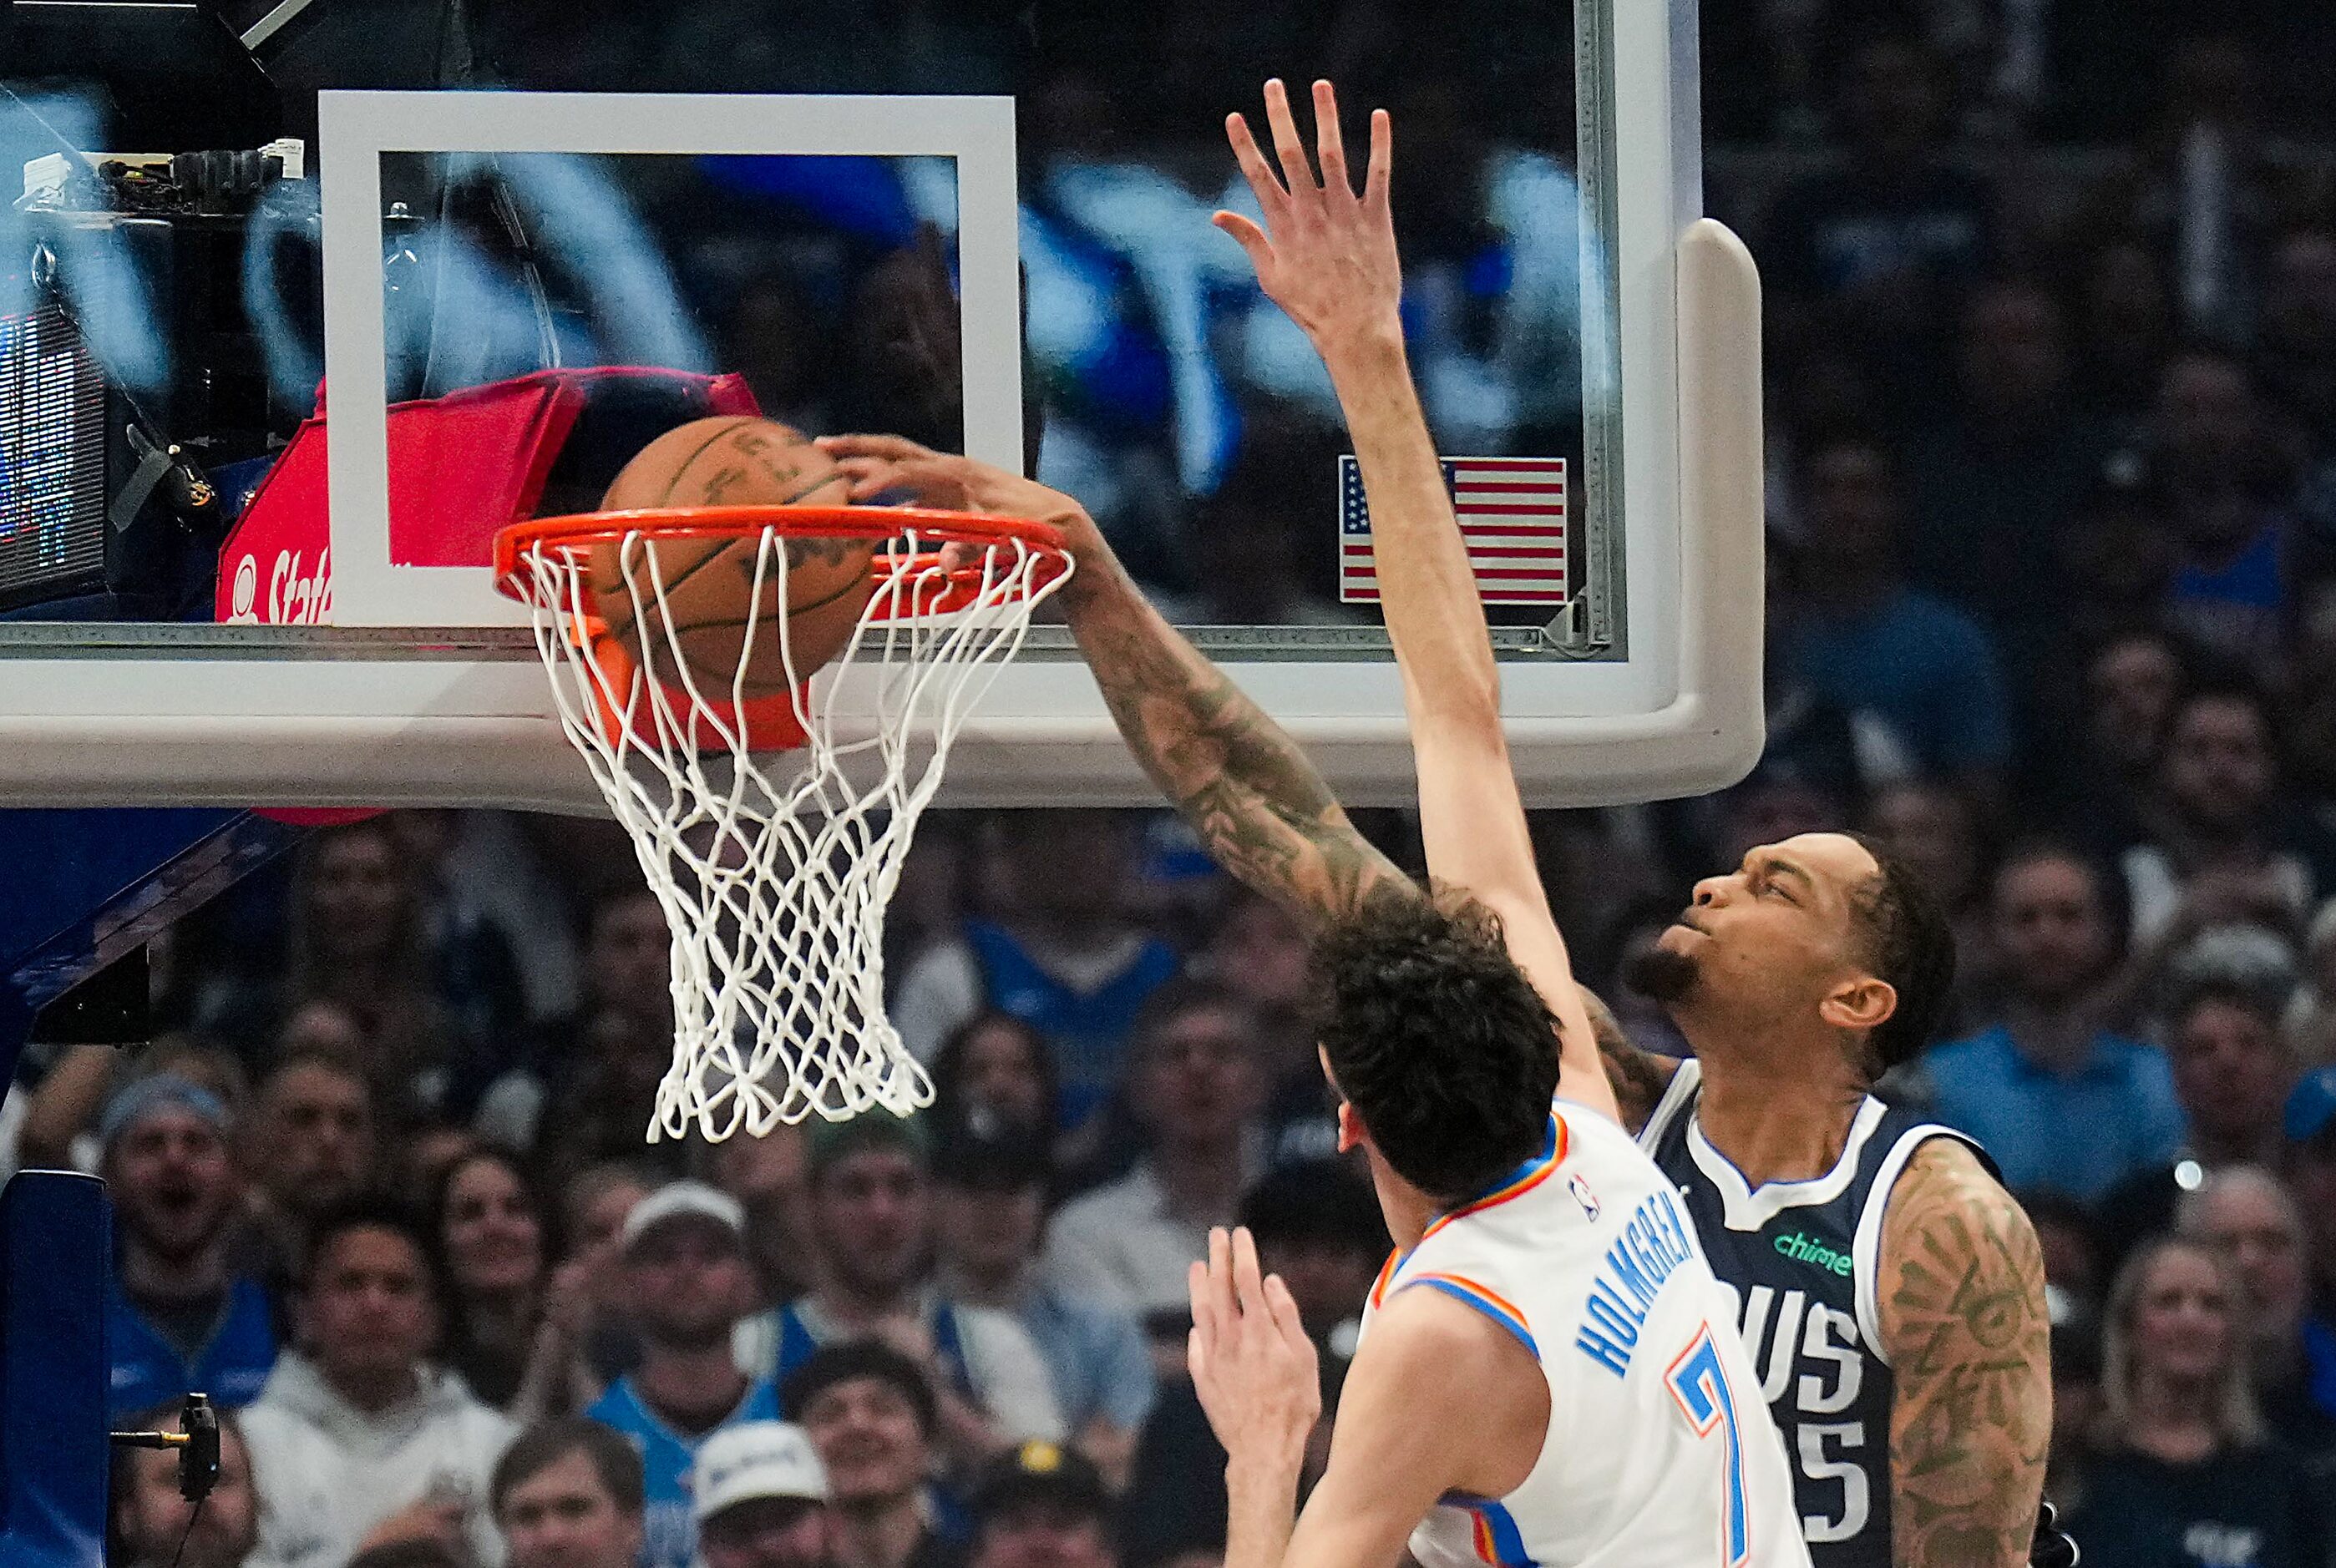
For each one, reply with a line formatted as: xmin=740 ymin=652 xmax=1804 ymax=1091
xmin=1577 ymin=986 xmax=1679 ymax=1135
xmin=1877 ymin=1137 xmax=2051 ymax=1568
xmin=816 ymin=436 xmax=1411 ymax=925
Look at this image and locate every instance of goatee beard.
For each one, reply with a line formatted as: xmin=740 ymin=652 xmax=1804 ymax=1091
xmin=1619 ymin=943 xmax=1700 ymax=1004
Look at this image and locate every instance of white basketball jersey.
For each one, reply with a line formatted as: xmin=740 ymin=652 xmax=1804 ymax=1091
xmin=1358 ymin=1105 xmax=1810 ymax=1568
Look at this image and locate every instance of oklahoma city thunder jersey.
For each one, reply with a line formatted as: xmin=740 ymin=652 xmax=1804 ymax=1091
xmin=1360 ymin=1104 xmax=1811 ymax=1568
xmin=1638 ymin=1060 xmax=1988 ymax=1568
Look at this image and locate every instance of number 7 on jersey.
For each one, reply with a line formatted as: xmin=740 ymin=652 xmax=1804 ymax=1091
xmin=1667 ymin=1325 xmax=1751 ymax=1568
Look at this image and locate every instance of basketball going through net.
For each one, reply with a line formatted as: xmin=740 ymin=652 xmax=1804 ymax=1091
xmin=495 ymin=488 xmax=1072 ymax=1143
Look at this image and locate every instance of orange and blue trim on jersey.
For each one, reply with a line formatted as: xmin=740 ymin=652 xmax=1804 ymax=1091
xmin=1442 ymin=1490 xmax=1538 ymax=1568
xmin=1421 ymin=1111 xmax=1568 ymax=1243
xmin=1410 ymin=1273 xmax=1538 ymax=1358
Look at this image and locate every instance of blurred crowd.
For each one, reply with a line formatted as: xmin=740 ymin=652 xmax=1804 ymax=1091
xmin=17 ymin=3 xmax=2336 ymax=1568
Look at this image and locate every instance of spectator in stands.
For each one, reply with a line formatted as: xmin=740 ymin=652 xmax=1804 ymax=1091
xmin=1901 ymin=279 xmax=2115 ymax=646
xmin=2125 ymin=681 xmax=2329 ymax=947
xmin=2143 ymin=352 xmax=2303 ymax=670
xmin=1196 ymin=888 xmax=1333 ymax=1163
xmin=2071 ymin=241 xmax=2175 ymax=421
xmin=514 ymin=1163 xmax=653 ymax=1420
xmin=1923 ymin=842 xmax=2184 ymax=1202
xmin=586 ymin=1182 xmax=780 ymax=1568
xmin=2041 ymin=626 xmax=2190 ymax=841
xmin=930 ymin=1014 xmax=1060 ymax=1149
xmin=705 ymin=1125 xmax=818 ymax=1308
xmin=476 ymin=886 xmax=680 ymax=1176
xmin=237 ymin=1050 xmax=377 ymax=1290
xmin=692 ymin=1421 xmax=835 ymax=1568
xmin=1772 ymin=431 xmax=2015 ymax=789
xmin=111 ymin=1403 xmax=259 ymax=1568
xmin=892 ymin=811 xmax=1181 ymax=1132
xmin=2098 ymin=980 xmax=2298 ymax=1261
xmin=2066 ymin=1237 xmax=2328 ymax=1565
xmin=784 ymin=1343 xmax=964 ymax=1568
xmin=2256 ymin=230 xmax=2336 ymax=455
xmin=1238 ymin=1156 xmax=1385 ymax=1481
xmin=1041 ymin=980 xmax=1265 ymax=1322
xmin=205 ymin=817 xmax=525 ymax=1136
xmin=2284 ymin=1067 xmax=2336 ymax=1319
xmin=930 ymin=1124 xmax=1153 ymax=1487
xmin=1761 ymin=26 xmax=1994 ymax=412
xmin=243 ymin=1201 xmax=514 ymax=1568
xmin=737 ymin=1115 xmax=1065 ymax=1465
xmin=2177 ymin=1166 xmax=2336 ymax=1454
xmin=1861 ymin=779 xmax=1993 ymax=1034
xmin=491 ymin=1419 xmax=646 ymax=1568
xmin=434 ymin=1148 xmax=551 ymax=1409
xmin=965 ymin=1440 xmax=1116 ymax=1568
xmin=100 ymin=1075 xmax=278 ymax=1419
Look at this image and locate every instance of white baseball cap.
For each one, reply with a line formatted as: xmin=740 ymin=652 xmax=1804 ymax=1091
xmin=621 ymin=1180 xmax=746 ymax=1252
xmin=692 ymin=1422 xmax=829 ymax=1523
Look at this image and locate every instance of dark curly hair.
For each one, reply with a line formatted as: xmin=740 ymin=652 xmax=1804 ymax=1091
xmin=1844 ymin=832 xmax=1957 ymax=1074
xmin=1311 ymin=890 xmax=1560 ymax=1206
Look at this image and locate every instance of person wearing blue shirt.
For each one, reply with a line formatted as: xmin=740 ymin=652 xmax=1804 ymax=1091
xmin=99 ymin=1075 xmax=279 ymax=1419
xmin=1778 ymin=432 xmax=2014 ymax=787
xmin=585 ymin=1182 xmax=781 ymax=1568
xmin=1920 ymin=845 xmax=2185 ymax=1202
xmin=927 ymin=1124 xmax=1154 ymax=1489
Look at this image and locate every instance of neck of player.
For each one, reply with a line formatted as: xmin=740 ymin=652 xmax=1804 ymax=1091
xmin=1682 ymin=1029 xmax=1869 ymax=1186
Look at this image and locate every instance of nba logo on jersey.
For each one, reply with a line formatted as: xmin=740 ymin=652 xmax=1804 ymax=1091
xmin=1568 ymin=1171 xmax=1601 ymax=1222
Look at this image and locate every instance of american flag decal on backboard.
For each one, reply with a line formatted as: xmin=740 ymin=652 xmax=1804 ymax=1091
xmin=1338 ymin=456 xmax=1568 ymax=605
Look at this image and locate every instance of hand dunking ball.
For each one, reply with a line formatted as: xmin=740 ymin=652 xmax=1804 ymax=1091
xmin=590 ymin=417 xmax=874 ymax=697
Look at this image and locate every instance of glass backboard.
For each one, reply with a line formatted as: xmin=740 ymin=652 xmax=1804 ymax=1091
xmin=0 ymin=0 xmax=1760 ymax=811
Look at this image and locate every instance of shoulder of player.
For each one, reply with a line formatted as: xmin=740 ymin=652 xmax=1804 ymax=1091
xmin=1361 ymin=1275 xmax=1544 ymax=1387
xmin=1873 ymin=1135 xmax=2045 ymax=1362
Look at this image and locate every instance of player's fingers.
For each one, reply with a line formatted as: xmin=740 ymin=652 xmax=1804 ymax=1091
xmin=1262 ymin=79 xmax=1318 ymax=195
xmin=1264 ymin=1273 xmax=1311 ymax=1353
xmin=827 ymin=458 xmax=901 ymax=500
xmin=1312 ymin=80 xmax=1352 ymax=198
xmin=1231 ymin=1226 xmax=1269 ymax=1319
xmin=1209 ymin=1226 xmax=1239 ymax=1328
xmin=1188 ymin=1323 xmax=1208 ymax=1383
xmin=816 ymin=432 xmax=933 ymax=463
xmin=1212 ymin=211 xmax=1274 ymax=271
xmin=1224 ymin=114 xmax=1291 ymax=224
xmin=1365 ymin=108 xmax=1392 ymax=212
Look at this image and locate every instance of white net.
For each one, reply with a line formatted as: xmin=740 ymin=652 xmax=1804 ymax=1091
xmin=505 ymin=517 xmax=1072 ymax=1141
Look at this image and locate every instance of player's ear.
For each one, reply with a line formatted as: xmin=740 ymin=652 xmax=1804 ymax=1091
xmin=1817 ymin=975 xmax=1896 ymax=1034
xmin=1335 ymin=1099 xmax=1365 ymax=1156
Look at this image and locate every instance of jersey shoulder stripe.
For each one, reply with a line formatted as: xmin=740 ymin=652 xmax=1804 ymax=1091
xmin=1404 ymin=1272 xmax=1541 ymax=1356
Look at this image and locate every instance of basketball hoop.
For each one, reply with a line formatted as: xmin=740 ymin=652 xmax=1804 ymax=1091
xmin=494 ymin=503 xmax=1074 ymax=1141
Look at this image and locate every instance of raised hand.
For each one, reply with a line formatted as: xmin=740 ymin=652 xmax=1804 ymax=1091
xmin=1216 ymin=78 xmax=1401 ymax=359
xmin=1188 ymin=1226 xmax=1321 ymax=1468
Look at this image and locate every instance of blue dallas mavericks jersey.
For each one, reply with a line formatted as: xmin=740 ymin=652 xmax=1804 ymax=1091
xmin=1639 ymin=1060 xmax=1987 ymax=1568
xmin=587 ymin=1376 xmax=783 ymax=1568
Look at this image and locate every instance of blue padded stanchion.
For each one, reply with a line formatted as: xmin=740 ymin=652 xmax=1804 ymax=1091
xmin=0 ymin=1170 xmax=109 ymax=1568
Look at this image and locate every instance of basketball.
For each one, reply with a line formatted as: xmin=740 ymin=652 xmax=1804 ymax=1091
xmin=590 ymin=416 xmax=874 ymax=697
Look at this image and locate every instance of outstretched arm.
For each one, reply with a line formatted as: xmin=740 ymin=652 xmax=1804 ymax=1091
xmin=814 ymin=436 xmax=1411 ymax=925
xmin=1878 ymin=1138 xmax=2052 ymax=1568
xmin=1215 ymin=80 xmax=1617 ymax=1123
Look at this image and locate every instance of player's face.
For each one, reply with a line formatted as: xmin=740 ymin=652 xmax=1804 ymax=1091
xmin=1634 ymin=834 xmax=1885 ymax=1035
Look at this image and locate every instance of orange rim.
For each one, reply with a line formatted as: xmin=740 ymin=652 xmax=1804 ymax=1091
xmin=494 ymin=503 xmax=1073 ymax=617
